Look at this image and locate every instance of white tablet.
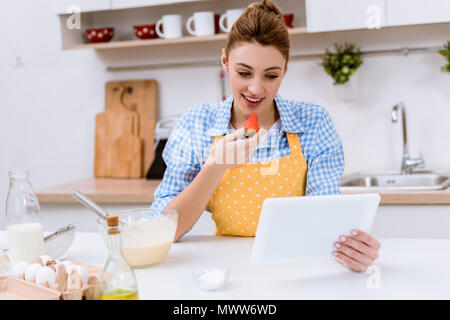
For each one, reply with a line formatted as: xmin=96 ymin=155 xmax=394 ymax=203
xmin=251 ymin=193 xmax=380 ymax=264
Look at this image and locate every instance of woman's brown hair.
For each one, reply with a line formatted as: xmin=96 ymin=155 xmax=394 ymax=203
xmin=224 ymin=0 xmax=290 ymax=64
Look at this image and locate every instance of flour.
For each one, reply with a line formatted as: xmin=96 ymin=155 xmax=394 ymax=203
xmin=194 ymin=268 xmax=229 ymax=291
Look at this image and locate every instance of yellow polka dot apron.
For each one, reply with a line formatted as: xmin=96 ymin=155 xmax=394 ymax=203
xmin=208 ymin=132 xmax=307 ymax=236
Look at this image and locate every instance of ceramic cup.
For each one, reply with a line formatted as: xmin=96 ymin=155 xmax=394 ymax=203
xmin=283 ymin=13 xmax=294 ymax=28
xmin=133 ymin=24 xmax=158 ymax=39
xmin=214 ymin=13 xmax=220 ymax=34
xmin=155 ymin=14 xmax=182 ymax=39
xmin=219 ymin=8 xmax=245 ymax=33
xmin=186 ymin=11 xmax=215 ymax=36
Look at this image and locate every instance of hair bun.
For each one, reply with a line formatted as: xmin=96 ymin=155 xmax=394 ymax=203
xmin=262 ymin=0 xmax=283 ymax=15
xmin=249 ymin=0 xmax=283 ymax=17
xmin=226 ymin=0 xmax=290 ymax=64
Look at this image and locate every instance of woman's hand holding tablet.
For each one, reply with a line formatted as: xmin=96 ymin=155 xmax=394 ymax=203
xmin=333 ymin=229 xmax=381 ymax=272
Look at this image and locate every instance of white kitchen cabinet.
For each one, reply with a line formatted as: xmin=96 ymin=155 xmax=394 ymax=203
xmin=371 ymin=205 xmax=450 ymax=239
xmin=386 ymin=0 xmax=450 ymax=26
xmin=39 ymin=203 xmax=216 ymax=235
xmin=110 ymin=0 xmax=218 ymax=10
xmin=111 ymin=0 xmax=172 ymax=10
xmin=52 ymin=0 xmax=111 ymax=14
xmin=305 ymin=0 xmax=387 ymax=32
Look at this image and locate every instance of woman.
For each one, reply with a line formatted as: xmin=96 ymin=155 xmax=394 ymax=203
xmin=151 ymin=0 xmax=380 ymax=272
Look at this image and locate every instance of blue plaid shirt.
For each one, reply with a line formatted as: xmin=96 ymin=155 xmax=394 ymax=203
xmin=151 ymin=94 xmax=345 ymax=211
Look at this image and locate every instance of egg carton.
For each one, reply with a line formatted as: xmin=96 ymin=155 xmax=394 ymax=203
xmin=58 ymin=261 xmax=102 ymax=300
xmin=11 ymin=260 xmax=102 ymax=300
xmin=0 ymin=275 xmax=60 ymax=300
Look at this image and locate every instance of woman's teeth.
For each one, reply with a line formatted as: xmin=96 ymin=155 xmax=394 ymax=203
xmin=243 ymin=95 xmax=263 ymax=103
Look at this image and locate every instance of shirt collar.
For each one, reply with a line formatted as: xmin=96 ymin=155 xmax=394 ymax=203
xmin=205 ymin=94 xmax=305 ymax=136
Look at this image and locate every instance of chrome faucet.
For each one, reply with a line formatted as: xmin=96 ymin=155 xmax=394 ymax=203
xmin=391 ymin=102 xmax=424 ymax=174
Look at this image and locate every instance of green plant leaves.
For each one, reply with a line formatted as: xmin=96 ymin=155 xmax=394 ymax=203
xmin=439 ymin=41 xmax=450 ymax=73
xmin=320 ymin=43 xmax=363 ymax=85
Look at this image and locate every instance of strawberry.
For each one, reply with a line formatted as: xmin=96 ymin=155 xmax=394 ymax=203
xmin=243 ymin=112 xmax=259 ymax=138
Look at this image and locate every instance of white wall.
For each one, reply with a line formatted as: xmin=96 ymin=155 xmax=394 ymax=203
xmin=1 ymin=1 xmax=449 ymax=225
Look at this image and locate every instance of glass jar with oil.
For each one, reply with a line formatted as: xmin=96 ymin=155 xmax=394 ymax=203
xmin=100 ymin=215 xmax=139 ymax=300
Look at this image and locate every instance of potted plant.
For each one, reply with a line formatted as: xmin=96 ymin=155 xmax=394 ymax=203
xmin=439 ymin=41 xmax=450 ymax=72
xmin=320 ymin=42 xmax=363 ymax=101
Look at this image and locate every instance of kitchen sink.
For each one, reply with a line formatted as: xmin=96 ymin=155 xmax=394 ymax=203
xmin=340 ymin=173 xmax=450 ymax=191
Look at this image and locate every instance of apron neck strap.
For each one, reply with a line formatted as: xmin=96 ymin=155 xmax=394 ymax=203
xmin=286 ymin=132 xmax=303 ymax=156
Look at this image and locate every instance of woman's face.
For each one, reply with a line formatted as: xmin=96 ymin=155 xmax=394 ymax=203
xmin=222 ymin=41 xmax=287 ymax=118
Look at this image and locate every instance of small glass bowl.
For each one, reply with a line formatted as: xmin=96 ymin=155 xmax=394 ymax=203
xmin=193 ymin=267 xmax=230 ymax=291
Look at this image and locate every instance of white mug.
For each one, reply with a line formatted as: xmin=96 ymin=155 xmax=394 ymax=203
xmin=186 ymin=11 xmax=215 ymax=36
xmin=156 ymin=14 xmax=182 ymax=39
xmin=219 ymin=8 xmax=245 ymax=33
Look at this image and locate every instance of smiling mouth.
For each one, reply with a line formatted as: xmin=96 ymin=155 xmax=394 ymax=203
xmin=242 ymin=94 xmax=264 ymax=104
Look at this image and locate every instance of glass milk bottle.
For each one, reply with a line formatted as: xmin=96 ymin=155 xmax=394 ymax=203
xmin=5 ymin=168 xmax=44 ymax=265
xmin=100 ymin=215 xmax=139 ymax=300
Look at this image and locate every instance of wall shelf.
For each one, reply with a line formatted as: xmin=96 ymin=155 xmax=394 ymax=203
xmin=56 ymin=0 xmax=449 ymax=73
xmin=64 ymin=27 xmax=307 ymax=51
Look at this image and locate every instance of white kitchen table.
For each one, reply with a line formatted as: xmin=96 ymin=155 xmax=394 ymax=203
xmin=2 ymin=232 xmax=450 ymax=300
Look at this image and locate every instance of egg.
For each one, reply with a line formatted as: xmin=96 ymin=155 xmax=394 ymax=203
xmin=66 ymin=264 xmax=88 ymax=286
xmin=75 ymin=265 xmax=88 ymax=285
xmin=55 ymin=260 xmax=73 ymax=274
xmin=12 ymin=261 xmax=30 ymax=279
xmin=24 ymin=263 xmax=43 ymax=282
xmin=60 ymin=260 xmax=73 ymax=268
xmin=66 ymin=265 xmax=82 ymax=290
xmin=37 ymin=255 xmax=54 ymax=266
xmin=35 ymin=266 xmax=56 ymax=289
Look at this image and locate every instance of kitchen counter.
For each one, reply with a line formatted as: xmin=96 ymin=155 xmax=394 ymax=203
xmin=341 ymin=186 xmax=450 ymax=205
xmin=36 ymin=177 xmax=450 ymax=205
xmin=36 ymin=178 xmax=160 ymax=204
xmin=2 ymin=232 xmax=450 ymax=299
xmin=35 ymin=178 xmax=450 ymax=238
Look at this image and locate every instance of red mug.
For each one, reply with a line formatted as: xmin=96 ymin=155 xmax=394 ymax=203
xmin=85 ymin=28 xmax=114 ymax=43
xmin=133 ymin=24 xmax=158 ymax=39
xmin=214 ymin=13 xmax=220 ymax=34
xmin=283 ymin=14 xmax=294 ymax=28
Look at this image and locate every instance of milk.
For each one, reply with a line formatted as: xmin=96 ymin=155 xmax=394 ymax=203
xmin=7 ymin=223 xmax=44 ymax=265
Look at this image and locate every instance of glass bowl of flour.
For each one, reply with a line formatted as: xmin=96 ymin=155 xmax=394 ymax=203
xmin=97 ymin=208 xmax=178 ymax=268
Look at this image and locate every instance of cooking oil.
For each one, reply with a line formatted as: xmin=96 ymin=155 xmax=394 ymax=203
xmin=101 ymin=288 xmax=139 ymax=300
xmin=100 ymin=215 xmax=139 ymax=300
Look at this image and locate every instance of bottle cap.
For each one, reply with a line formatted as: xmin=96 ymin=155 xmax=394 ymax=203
xmin=106 ymin=215 xmax=119 ymax=227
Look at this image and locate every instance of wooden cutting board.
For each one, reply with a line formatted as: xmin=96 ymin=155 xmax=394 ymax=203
xmin=94 ymin=85 xmax=142 ymax=178
xmin=105 ymin=80 xmax=158 ymax=176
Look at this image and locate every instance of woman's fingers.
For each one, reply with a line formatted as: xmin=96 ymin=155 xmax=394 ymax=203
xmin=230 ymin=128 xmax=267 ymax=164
xmin=334 ymin=241 xmax=373 ymax=266
xmin=212 ymin=127 xmax=268 ymax=166
xmin=254 ymin=128 xmax=268 ymax=143
xmin=333 ymin=230 xmax=382 ymax=273
xmin=245 ymin=128 xmax=267 ymax=159
xmin=224 ymin=127 xmax=245 ymax=142
xmin=336 ymin=235 xmax=378 ymax=260
xmin=247 ymin=128 xmax=267 ymax=149
xmin=333 ymin=251 xmax=368 ymax=273
xmin=351 ymin=229 xmax=382 ymax=251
